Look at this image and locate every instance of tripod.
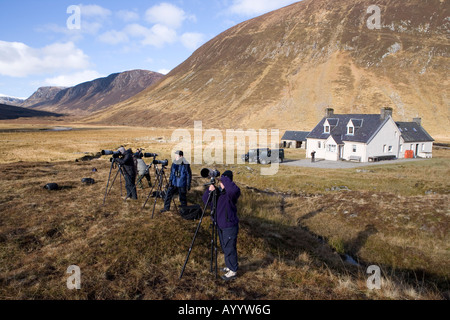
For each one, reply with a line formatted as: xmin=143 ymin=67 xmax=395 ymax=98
xmin=180 ymin=179 xmax=219 ymax=280
xmin=142 ymin=164 xmax=178 ymax=218
xmin=102 ymin=158 xmax=125 ymax=206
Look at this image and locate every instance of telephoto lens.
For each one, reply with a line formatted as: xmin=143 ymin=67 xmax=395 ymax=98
xmin=101 ymin=150 xmax=114 ymax=156
xmin=102 ymin=150 xmax=121 ymax=158
xmin=144 ymin=153 xmax=159 ymax=158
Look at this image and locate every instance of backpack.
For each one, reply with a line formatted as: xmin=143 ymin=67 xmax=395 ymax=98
xmin=179 ymin=204 xmax=202 ymax=221
xmin=81 ymin=178 xmax=95 ymax=185
xmin=44 ymin=183 xmax=59 ymax=191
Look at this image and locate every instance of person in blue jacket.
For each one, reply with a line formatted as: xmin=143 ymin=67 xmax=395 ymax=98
xmin=203 ymin=170 xmax=241 ymax=281
xmin=161 ymin=150 xmax=192 ymax=213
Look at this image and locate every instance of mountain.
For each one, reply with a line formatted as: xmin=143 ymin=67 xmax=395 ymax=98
xmin=0 ymin=103 xmax=62 ymax=120
xmin=87 ymin=0 xmax=449 ymax=138
xmin=21 ymin=87 xmax=66 ymax=108
xmin=0 ymin=95 xmax=25 ymax=107
xmin=26 ymin=70 xmax=164 ymax=116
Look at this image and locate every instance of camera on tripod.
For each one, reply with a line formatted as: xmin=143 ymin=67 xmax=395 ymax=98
xmin=201 ymin=168 xmax=221 ymax=185
xmin=201 ymin=168 xmax=220 ymax=178
xmin=102 ymin=150 xmax=121 ymax=158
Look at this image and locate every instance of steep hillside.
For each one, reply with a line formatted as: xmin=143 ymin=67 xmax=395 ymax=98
xmin=0 ymin=103 xmax=62 ymax=120
xmin=26 ymin=70 xmax=164 ymax=116
xmin=88 ymin=0 xmax=449 ymax=138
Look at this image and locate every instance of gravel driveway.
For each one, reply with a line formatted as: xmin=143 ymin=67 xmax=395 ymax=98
xmin=281 ymin=158 xmax=428 ymax=169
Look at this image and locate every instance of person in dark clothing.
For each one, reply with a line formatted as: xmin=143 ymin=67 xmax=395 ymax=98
xmin=161 ymin=150 xmax=192 ymax=213
xmin=202 ymin=170 xmax=241 ymax=281
xmin=115 ymin=147 xmax=137 ymax=200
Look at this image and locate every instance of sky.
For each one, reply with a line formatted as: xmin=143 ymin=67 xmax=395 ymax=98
xmin=0 ymin=0 xmax=300 ymax=99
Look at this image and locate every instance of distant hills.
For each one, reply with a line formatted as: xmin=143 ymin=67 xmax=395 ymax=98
xmin=0 ymin=103 xmax=62 ymax=120
xmin=85 ymin=0 xmax=449 ymax=137
xmin=22 ymin=70 xmax=164 ymax=116
xmin=0 ymin=95 xmax=25 ymax=107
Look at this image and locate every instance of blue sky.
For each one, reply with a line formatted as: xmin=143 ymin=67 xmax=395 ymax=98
xmin=0 ymin=0 xmax=299 ymax=99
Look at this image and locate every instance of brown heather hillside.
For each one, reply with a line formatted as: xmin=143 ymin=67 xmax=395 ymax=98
xmin=86 ymin=0 xmax=449 ymax=138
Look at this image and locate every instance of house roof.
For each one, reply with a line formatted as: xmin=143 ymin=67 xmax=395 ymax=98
xmin=396 ymin=122 xmax=435 ymax=142
xmin=307 ymin=114 xmax=388 ymax=144
xmin=282 ymin=131 xmax=310 ymax=141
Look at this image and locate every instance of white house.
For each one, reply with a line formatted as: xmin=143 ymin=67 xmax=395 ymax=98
xmin=306 ymin=108 xmax=434 ymax=163
xmin=396 ymin=119 xmax=434 ymax=159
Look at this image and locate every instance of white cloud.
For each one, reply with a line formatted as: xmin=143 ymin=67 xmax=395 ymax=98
xmin=228 ymin=0 xmax=298 ymax=16
xmin=145 ymin=3 xmax=194 ymax=29
xmin=43 ymin=70 xmax=105 ymax=87
xmin=117 ymin=10 xmax=140 ymax=22
xmin=0 ymin=41 xmax=90 ymax=77
xmin=157 ymin=69 xmax=171 ymax=75
xmin=38 ymin=4 xmax=112 ymax=38
xmin=124 ymin=23 xmax=177 ymax=48
xmin=181 ymin=32 xmax=206 ymax=51
xmin=79 ymin=4 xmax=112 ymax=19
xmin=98 ymin=30 xmax=129 ymax=45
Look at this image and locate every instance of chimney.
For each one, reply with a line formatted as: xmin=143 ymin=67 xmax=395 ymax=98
xmin=413 ymin=118 xmax=422 ymax=126
xmin=325 ymin=108 xmax=334 ymax=118
xmin=380 ymin=107 xmax=393 ymax=120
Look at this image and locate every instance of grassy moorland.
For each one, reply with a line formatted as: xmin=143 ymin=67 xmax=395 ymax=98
xmin=0 ymin=122 xmax=448 ymax=300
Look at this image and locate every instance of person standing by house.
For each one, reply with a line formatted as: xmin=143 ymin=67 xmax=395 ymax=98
xmin=203 ymin=170 xmax=241 ymax=281
xmin=116 ymin=146 xmax=137 ymax=200
xmin=161 ymin=150 xmax=192 ymax=213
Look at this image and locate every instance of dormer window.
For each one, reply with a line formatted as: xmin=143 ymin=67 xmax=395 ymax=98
xmin=347 ymin=119 xmax=362 ymax=135
xmin=323 ymin=119 xmax=337 ymax=134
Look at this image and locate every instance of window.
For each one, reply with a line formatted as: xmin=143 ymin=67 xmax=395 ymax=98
xmin=318 ymin=141 xmax=322 ymax=149
xmin=348 ymin=126 xmax=354 ymax=135
xmin=383 ymin=145 xmax=387 ymax=153
xmin=388 ymin=146 xmax=393 ymax=152
xmin=327 ymin=144 xmax=337 ymax=153
xmin=422 ymin=144 xmax=425 ymax=151
xmin=352 ymin=145 xmax=357 ymax=153
xmin=324 ymin=126 xmax=330 ymax=133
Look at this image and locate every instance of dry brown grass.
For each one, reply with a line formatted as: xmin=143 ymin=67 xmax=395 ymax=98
xmin=0 ymin=122 xmax=448 ymax=300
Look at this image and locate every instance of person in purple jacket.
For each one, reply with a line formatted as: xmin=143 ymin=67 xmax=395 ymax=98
xmin=202 ymin=170 xmax=241 ymax=281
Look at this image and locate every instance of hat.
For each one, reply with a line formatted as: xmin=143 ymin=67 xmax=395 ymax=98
xmin=221 ymin=170 xmax=233 ymax=182
xmin=175 ymin=150 xmax=184 ymax=156
xmin=118 ymin=147 xmax=126 ymax=154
